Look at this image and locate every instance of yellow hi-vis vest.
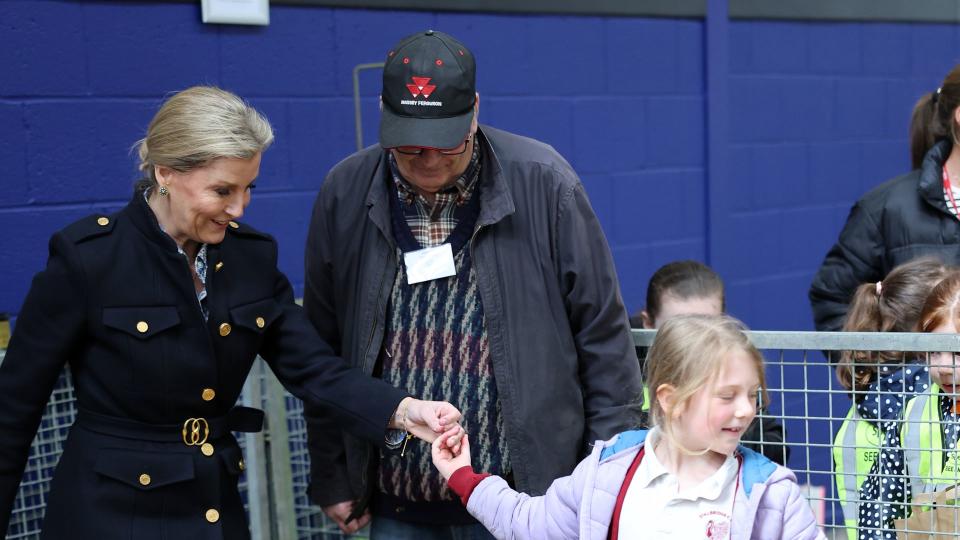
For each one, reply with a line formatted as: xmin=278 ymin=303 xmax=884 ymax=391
xmin=901 ymin=383 xmax=960 ymax=505
xmin=832 ymin=406 xmax=882 ymax=540
xmin=641 ymin=385 xmax=650 ymax=412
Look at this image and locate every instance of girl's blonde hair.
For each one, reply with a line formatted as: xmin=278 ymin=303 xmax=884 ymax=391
xmin=646 ymin=314 xmax=767 ymax=452
xmin=134 ymin=86 xmax=274 ymax=192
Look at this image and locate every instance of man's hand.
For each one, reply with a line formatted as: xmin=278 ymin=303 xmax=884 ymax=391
xmin=400 ymin=397 xmax=464 ymax=449
xmin=321 ymin=501 xmax=370 ymax=535
xmin=432 ymin=429 xmax=472 ymax=481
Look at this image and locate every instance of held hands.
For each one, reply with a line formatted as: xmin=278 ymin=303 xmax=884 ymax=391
xmin=432 ymin=428 xmax=472 ymax=480
xmin=396 ymin=397 xmax=464 ymax=451
xmin=327 ymin=398 xmax=463 ymax=536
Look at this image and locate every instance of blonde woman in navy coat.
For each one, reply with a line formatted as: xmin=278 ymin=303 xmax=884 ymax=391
xmin=0 ymin=86 xmax=462 ymax=539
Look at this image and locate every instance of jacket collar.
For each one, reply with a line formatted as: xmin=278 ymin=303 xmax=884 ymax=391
xmin=365 ymin=152 xmax=396 ymax=248
xmin=736 ymin=445 xmax=777 ymax=499
xmin=127 ymin=189 xmax=225 ymax=262
xmin=474 ymin=127 xmax=516 ymax=227
xmin=918 ymin=139 xmax=953 ymax=216
xmin=599 ymin=429 xmax=778 ymax=500
xmin=127 ymin=189 xmax=188 ymax=255
xmin=365 ymin=126 xmax=517 ymax=242
xmin=600 ymin=429 xmax=649 ymax=461
xmin=125 ymin=189 xmax=225 ymax=330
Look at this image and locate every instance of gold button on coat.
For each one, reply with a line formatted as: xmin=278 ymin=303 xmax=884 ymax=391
xmin=97 ymin=217 xmax=109 ymax=226
xmin=201 ymin=443 xmax=214 ymax=456
xmin=228 ymin=221 xmax=239 ymax=229
xmin=255 ymin=317 xmax=265 ymax=329
xmin=136 ymin=321 xmax=149 ymax=333
xmin=205 ymin=509 xmax=220 ymax=523
xmin=214 ymin=261 xmax=224 ymax=272
xmin=219 ymin=323 xmax=231 ymax=337
xmin=238 ymin=459 xmax=245 ymax=471
xmin=201 ymin=388 xmax=216 ymax=401
xmin=138 ymin=473 xmax=151 ymax=486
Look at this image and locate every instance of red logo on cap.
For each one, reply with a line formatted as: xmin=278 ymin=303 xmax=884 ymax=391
xmin=406 ymin=76 xmax=436 ymax=99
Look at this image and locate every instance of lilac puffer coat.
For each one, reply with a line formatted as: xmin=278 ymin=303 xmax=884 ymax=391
xmin=466 ymin=430 xmax=825 ymax=540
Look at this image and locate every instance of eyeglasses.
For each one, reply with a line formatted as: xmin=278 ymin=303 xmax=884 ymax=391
xmin=390 ymin=136 xmax=472 ymax=156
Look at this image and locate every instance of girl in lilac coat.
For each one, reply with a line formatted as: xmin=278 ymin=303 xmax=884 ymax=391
xmin=432 ymin=315 xmax=825 ymax=539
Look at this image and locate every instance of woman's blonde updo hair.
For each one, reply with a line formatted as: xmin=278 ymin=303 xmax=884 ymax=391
xmin=646 ymin=314 xmax=767 ymax=453
xmin=134 ymin=86 xmax=274 ymax=192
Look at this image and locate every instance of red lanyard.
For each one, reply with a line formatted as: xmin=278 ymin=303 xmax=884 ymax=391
xmin=943 ymin=166 xmax=960 ymax=220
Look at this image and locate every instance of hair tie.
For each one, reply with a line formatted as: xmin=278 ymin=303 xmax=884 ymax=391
xmin=875 ymin=281 xmax=883 ymax=297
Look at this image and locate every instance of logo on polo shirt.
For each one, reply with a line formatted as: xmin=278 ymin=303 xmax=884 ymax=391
xmin=701 ymin=511 xmax=731 ymax=539
xmin=705 ymin=518 xmax=730 ymax=539
xmin=401 ymin=76 xmax=442 ymax=107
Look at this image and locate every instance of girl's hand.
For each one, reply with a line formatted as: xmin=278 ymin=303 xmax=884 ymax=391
xmin=401 ymin=398 xmax=464 ymax=447
xmin=432 ymin=429 xmax=472 ymax=481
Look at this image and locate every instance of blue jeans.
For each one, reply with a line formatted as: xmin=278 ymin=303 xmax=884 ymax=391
xmin=370 ymin=516 xmax=496 ymax=540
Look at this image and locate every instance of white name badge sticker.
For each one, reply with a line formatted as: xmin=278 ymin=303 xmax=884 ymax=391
xmin=404 ymin=243 xmax=456 ymax=284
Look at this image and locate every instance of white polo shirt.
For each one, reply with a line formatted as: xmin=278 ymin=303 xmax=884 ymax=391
xmin=617 ymin=428 xmax=740 ymax=539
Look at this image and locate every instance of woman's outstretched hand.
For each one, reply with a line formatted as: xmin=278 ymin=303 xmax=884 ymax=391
xmin=397 ymin=397 xmax=464 ymax=450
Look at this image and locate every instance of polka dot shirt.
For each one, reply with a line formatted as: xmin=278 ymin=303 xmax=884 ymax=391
xmin=856 ymin=368 xmax=960 ymax=540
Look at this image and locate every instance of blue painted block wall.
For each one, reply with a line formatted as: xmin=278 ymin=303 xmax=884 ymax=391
xmin=7 ymin=4 xmax=960 ymax=331
xmin=724 ymin=20 xmax=960 ymax=332
xmin=0 ymin=1 xmax=708 ymax=324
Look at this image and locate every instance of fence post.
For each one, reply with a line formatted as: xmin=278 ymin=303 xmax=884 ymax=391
xmin=242 ymin=360 xmax=271 ymax=540
xmin=265 ymin=369 xmax=298 ymax=540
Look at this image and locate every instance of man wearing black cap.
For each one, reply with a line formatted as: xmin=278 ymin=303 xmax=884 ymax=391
xmin=303 ymin=30 xmax=642 ymax=538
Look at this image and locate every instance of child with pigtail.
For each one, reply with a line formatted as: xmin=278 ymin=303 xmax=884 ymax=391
xmin=832 ymin=257 xmax=951 ymax=539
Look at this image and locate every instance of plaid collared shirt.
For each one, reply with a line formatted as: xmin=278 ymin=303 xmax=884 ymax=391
xmin=388 ymin=140 xmax=481 ymax=248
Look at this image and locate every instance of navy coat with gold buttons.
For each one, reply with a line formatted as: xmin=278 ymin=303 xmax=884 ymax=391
xmin=0 ymin=191 xmax=407 ymax=539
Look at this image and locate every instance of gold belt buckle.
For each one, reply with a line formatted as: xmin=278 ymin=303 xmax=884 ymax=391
xmin=182 ymin=417 xmax=210 ymax=446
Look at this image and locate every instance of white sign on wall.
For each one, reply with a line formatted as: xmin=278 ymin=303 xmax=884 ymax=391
xmin=201 ymin=0 xmax=269 ymax=26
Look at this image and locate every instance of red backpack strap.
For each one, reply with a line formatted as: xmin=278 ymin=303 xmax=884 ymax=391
xmin=607 ymin=446 xmax=646 ymax=540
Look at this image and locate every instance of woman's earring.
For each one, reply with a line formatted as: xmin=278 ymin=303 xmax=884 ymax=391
xmin=158 ymin=185 xmax=169 ymax=196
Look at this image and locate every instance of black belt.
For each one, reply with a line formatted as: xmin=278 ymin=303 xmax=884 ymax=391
xmin=76 ymin=406 xmax=264 ymax=446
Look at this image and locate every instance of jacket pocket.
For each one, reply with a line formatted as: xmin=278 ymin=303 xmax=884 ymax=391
xmin=229 ymin=297 xmax=282 ymax=334
xmin=217 ymin=442 xmax=246 ymax=476
xmin=94 ymin=448 xmax=195 ymax=490
xmin=103 ymin=306 xmax=181 ymax=340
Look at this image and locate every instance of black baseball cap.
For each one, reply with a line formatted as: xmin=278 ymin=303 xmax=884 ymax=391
xmin=379 ymin=30 xmax=477 ymax=150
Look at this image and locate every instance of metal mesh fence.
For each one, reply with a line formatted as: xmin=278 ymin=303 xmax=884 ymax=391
xmin=7 ymin=330 xmax=960 ymax=539
xmin=5 ymin=369 xmax=74 ymax=540
xmin=0 ymin=355 xmax=351 ymax=540
xmin=633 ymin=329 xmax=960 ymax=540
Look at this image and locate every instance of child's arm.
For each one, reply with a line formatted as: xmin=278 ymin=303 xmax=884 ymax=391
xmin=432 ymin=432 xmax=584 ymax=540
xmin=432 ymin=428 xmax=490 ymax=505
xmin=779 ymin=479 xmax=828 ymax=540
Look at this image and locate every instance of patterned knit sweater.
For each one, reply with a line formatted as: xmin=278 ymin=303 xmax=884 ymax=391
xmin=376 ymin=180 xmax=511 ymax=514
